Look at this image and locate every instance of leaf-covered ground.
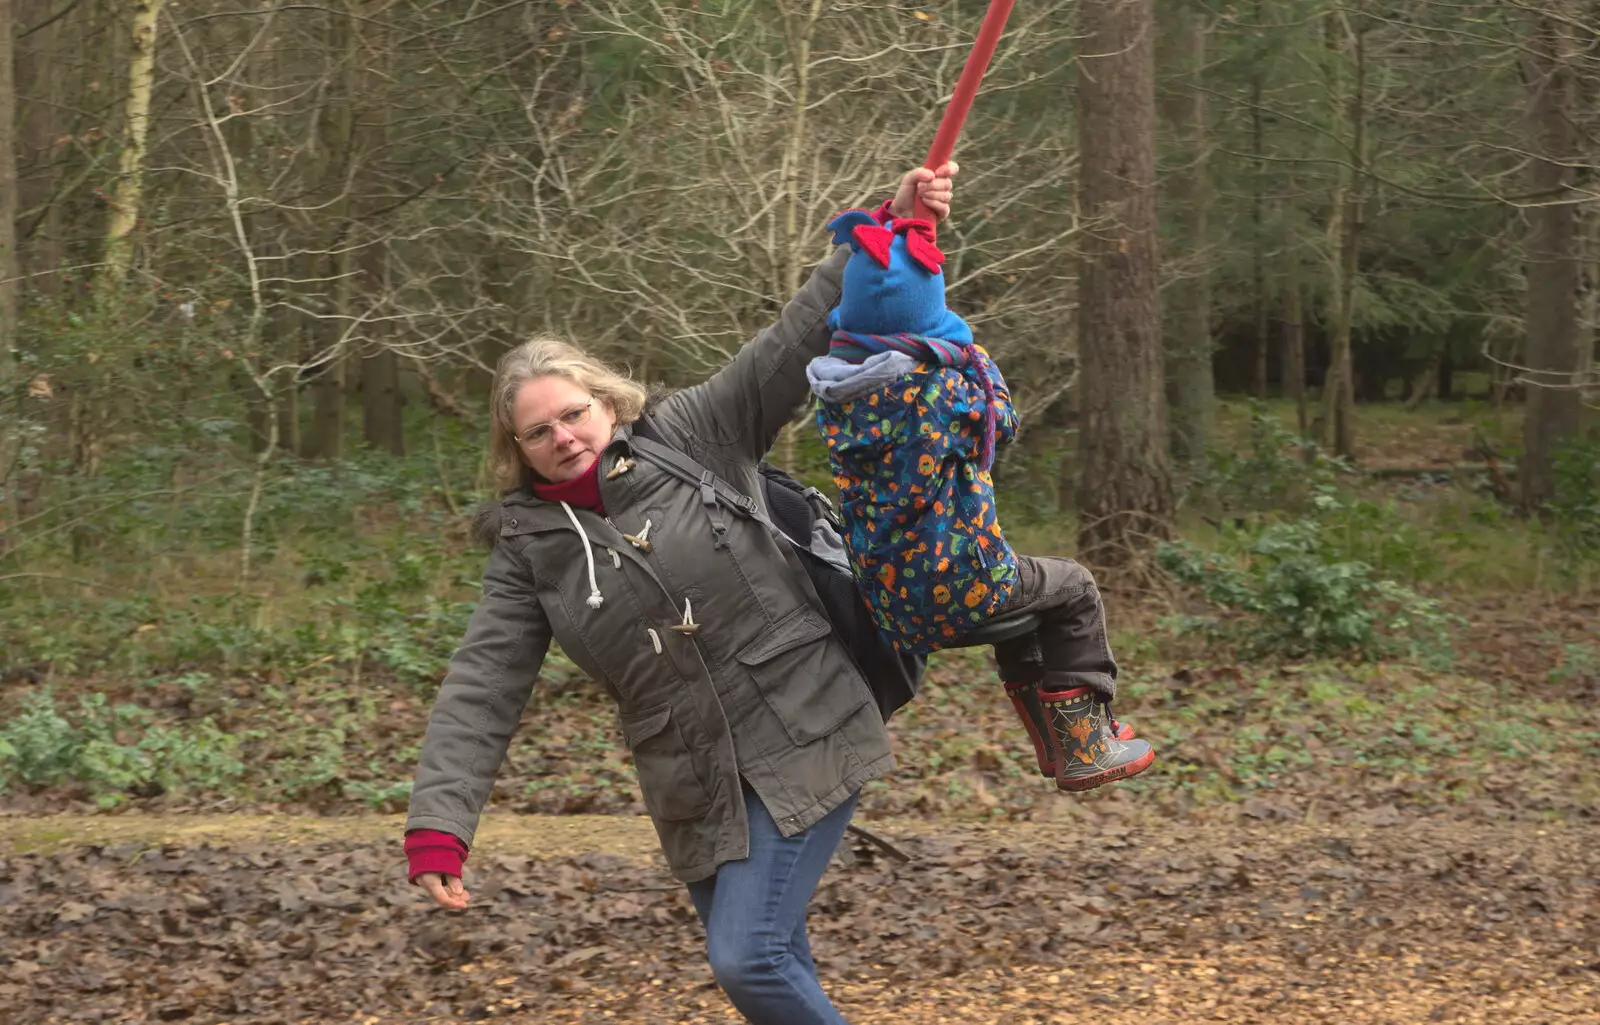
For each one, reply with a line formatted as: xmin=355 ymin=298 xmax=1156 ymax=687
xmin=2 ymin=798 xmax=1595 ymax=1024
xmin=3 ymin=586 xmax=1597 ymax=1021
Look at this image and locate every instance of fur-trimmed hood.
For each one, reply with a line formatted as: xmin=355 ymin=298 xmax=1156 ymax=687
xmin=471 ymin=500 xmax=505 ymax=550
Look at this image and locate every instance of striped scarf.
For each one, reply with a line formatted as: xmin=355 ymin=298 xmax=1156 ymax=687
xmin=828 ymin=330 xmax=999 ymax=470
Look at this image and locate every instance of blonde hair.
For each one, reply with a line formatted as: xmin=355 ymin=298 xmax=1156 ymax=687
xmin=487 ymin=336 xmax=650 ymax=494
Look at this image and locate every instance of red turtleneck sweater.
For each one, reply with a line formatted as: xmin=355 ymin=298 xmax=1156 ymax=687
xmin=529 ymin=455 xmax=606 ymax=515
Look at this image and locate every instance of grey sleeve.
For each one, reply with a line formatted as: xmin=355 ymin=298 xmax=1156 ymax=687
xmin=405 ymin=541 xmax=551 ymax=847
xmin=653 ymin=245 xmax=848 ymax=463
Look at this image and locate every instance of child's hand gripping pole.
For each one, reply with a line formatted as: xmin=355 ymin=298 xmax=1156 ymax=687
xmin=913 ymin=0 xmax=1019 ymax=233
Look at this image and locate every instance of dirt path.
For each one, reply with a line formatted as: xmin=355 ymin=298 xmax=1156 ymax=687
xmin=3 ymin=811 xmax=666 ymax=860
xmin=2 ymin=809 xmax=1595 ymax=1024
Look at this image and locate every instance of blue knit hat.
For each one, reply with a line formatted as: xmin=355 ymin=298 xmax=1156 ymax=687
xmin=825 ymin=210 xmax=972 ymax=343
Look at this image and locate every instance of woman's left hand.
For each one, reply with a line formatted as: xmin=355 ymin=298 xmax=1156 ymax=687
xmin=889 ymin=161 xmax=960 ymax=223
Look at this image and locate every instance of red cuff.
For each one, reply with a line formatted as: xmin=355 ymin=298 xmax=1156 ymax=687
xmin=404 ymin=829 xmax=469 ymax=883
xmin=871 ymin=198 xmax=897 ymax=225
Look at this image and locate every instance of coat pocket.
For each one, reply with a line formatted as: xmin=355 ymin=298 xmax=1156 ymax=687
xmin=620 ymin=704 xmax=713 ymax=823
xmin=736 ymin=605 xmax=870 ymax=746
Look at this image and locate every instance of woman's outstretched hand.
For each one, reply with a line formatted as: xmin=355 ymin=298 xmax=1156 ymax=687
xmin=889 ymin=161 xmax=959 ymax=223
xmin=416 ymin=871 xmax=472 ymax=910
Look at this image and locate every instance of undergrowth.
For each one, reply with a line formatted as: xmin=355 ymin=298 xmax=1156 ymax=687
xmin=1 ymin=401 xmax=1595 ymax=813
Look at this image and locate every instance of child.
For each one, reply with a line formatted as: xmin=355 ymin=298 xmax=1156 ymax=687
xmin=806 ymin=206 xmax=1154 ymax=792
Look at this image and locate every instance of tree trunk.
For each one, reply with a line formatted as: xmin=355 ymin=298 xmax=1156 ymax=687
xmin=774 ymin=0 xmax=827 ymax=472
xmin=358 ymin=212 xmax=403 ymax=454
xmin=102 ymin=0 xmax=165 ymax=283
xmin=1 ymin=0 xmax=17 ymax=366
xmin=276 ymin=340 xmax=300 ymax=456
xmin=301 ymin=3 xmax=358 ymax=461
xmin=778 ymin=0 xmax=826 ymax=301
xmin=1404 ymin=358 xmax=1439 ymax=412
xmin=1284 ymin=239 xmax=1308 ymax=438
xmin=1161 ymin=4 xmax=1213 ymax=466
xmin=1 ymin=0 xmax=18 ymax=528
xmin=15 ymin=0 xmax=62 ymax=296
xmin=1250 ymin=0 xmax=1268 ymax=400
xmin=362 ymin=347 xmax=404 ymax=454
xmin=1519 ymin=6 xmax=1585 ymax=510
xmin=1075 ymin=0 xmax=1172 ymax=569
xmin=304 ymin=354 xmax=348 ymax=459
xmin=1580 ymin=201 xmax=1598 ymax=395
xmin=1320 ymin=7 xmax=1364 ymax=461
xmin=355 ymin=1 xmax=403 ymax=456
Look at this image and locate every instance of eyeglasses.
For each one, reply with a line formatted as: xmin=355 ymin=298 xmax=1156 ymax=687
xmin=513 ymin=400 xmax=595 ymax=450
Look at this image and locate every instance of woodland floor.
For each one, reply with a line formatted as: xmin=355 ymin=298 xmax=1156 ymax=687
xmin=3 ymin=797 xmax=1596 ymax=1024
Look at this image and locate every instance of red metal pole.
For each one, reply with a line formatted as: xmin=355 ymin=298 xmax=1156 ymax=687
xmin=913 ymin=0 xmax=1018 ymax=231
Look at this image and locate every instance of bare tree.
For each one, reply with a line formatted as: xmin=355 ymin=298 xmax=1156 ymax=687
xmin=1249 ymin=0 xmax=1269 ymax=400
xmin=1160 ymin=1 xmax=1214 ymax=466
xmin=13 ymin=0 xmax=65 ymax=298
xmin=1 ymin=0 xmax=18 ymax=525
xmin=485 ymin=0 xmax=1085 ymax=430
xmin=103 ymin=0 xmax=165 ymax=283
xmin=1 ymin=0 xmax=17 ymax=364
xmin=356 ymin=3 xmax=403 ymax=457
xmin=300 ymin=2 xmax=359 ymax=461
xmin=1075 ymin=0 xmax=1173 ymax=568
xmin=1318 ymin=3 xmax=1365 ymax=461
xmin=1282 ymin=211 xmax=1308 ymax=438
xmin=1518 ymin=1 xmax=1588 ymax=510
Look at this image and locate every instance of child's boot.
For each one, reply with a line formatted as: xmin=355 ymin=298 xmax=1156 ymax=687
xmin=1039 ymin=682 xmax=1154 ymax=792
xmin=1005 ymin=679 xmax=1057 ymax=778
xmin=1006 ymin=681 xmax=1137 ymax=778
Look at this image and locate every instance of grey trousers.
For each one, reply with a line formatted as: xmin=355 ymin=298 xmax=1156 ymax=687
xmin=992 ymin=555 xmax=1118 ymax=701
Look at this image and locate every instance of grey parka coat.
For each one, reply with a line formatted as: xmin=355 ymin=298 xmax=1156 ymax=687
xmin=405 ymin=245 xmax=894 ymax=883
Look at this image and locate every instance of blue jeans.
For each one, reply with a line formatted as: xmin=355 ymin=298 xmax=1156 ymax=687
xmin=686 ymin=783 xmax=859 ymax=1025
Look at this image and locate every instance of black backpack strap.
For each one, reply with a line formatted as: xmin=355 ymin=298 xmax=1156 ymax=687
xmin=628 ymin=421 xmax=793 ymax=548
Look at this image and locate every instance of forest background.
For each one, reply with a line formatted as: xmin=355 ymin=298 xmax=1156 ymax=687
xmin=0 ymin=2 xmax=1597 ymax=1021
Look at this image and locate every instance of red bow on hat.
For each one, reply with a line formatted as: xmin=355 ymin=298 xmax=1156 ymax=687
xmin=848 ymin=218 xmax=945 ymax=275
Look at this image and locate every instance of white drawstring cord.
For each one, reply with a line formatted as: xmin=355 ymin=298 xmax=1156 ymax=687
xmin=561 ymin=501 xmax=605 ymax=609
xmin=670 ymin=598 xmax=700 ymax=635
xmin=622 ymin=517 xmax=654 ymax=553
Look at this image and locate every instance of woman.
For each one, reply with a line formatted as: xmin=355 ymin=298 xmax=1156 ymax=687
xmin=404 ymin=165 xmax=957 ymax=1024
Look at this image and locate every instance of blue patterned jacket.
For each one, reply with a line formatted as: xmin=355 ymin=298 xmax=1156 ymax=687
xmin=806 ymin=211 xmax=1020 ymax=653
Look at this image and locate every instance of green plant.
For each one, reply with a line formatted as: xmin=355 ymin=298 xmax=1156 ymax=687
xmin=1550 ymin=434 xmax=1600 ymax=555
xmin=1549 ymin=642 xmax=1599 ymax=688
xmin=1158 ymin=488 xmax=1459 ymax=664
xmin=1200 ymin=402 xmax=1342 ymax=517
xmin=0 ymin=690 xmax=244 ymax=807
xmin=0 ymin=691 xmax=81 ymax=785
xmin=344 ymin=779 xmax=414 ymax=811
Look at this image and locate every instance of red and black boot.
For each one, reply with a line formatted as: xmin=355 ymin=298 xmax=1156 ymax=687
xmin=1005 ymin=679 xmax=1057 ymax=779
xmin=1006 ymin=680 xmax=1137 ymax=779
xmin=1040 ymin=683 xmax=1154 ymax=792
